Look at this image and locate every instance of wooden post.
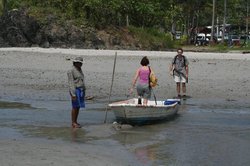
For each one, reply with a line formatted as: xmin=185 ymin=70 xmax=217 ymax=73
xmin=104 ymin=52 xmax=117 ymax=123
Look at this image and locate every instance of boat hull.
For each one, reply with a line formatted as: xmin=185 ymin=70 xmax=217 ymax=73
xmin=109 ymin=98 xmax=180 ymax=125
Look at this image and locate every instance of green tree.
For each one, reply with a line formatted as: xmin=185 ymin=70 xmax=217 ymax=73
xmin=2 ymin=0 xmax=248 ymax=41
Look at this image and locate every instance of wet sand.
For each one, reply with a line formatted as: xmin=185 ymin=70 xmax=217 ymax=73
xmin=0 ymin=48 xmax=250 ymax=166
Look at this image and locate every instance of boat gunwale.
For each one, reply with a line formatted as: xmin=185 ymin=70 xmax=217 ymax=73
xmin=109 ymin=101 xmax=178 ymax=108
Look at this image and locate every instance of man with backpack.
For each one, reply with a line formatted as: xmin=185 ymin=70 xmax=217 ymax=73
xmin=169 ymin=48 xmax=189 ymax=98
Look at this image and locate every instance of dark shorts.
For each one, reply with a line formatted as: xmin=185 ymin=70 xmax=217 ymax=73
xmin=71 ymin=88 xmax=85 ymax=109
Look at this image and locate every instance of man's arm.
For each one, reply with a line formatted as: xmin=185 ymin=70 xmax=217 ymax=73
xmin=169 ymin=64 xmax=174 ymax=76
xmin=67 ymin=71 xmax=76 ymax=97
xmin=185 ymin=65 xmax=189 ymax=77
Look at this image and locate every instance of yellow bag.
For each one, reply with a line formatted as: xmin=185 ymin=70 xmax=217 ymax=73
xmin=150 ymin=73 xmax=158 ymax=88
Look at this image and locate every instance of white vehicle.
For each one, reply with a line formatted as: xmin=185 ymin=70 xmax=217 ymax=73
xmin=216 ymin=36 xmax=222 ymax=42
xmin=195 ymin=33 xmax=209 ymax=46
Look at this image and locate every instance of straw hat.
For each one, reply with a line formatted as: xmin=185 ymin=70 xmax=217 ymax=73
xmin=72 ymin=57 xmax=83 ymax=63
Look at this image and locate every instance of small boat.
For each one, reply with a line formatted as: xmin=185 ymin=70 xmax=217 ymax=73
xmin=109 ymin=98 xmax=180 ymax=125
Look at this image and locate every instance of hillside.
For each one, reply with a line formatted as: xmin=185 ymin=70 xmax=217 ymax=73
xmin=0 ymin=8 xmax=174 ymax=50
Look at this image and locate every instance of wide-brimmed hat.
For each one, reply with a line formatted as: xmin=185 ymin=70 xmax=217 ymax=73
xmin=72 ymin=57 xmax=83 ymax=63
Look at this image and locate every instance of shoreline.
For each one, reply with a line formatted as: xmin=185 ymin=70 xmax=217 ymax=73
xmin=0 ymin=47 xmax=250 ymax=102
xmin=0 ymin=47 xmax=250 ymax=60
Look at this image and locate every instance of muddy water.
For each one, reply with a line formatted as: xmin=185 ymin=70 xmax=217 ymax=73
xmin=1 ymin=98 xmax=250 ymax=166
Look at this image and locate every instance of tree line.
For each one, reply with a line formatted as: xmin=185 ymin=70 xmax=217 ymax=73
xmin=1 ymin=0 xmax=249 ymax=36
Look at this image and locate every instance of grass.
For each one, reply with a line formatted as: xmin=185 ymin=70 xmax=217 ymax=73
xmin=27 ymin=6 xmax=88 ymax=28
xmin=181 ymin=38 xmax=250 ymax=52
xmin=213 ymin=40 xmax=250 ymax=52
xmin=128 ymin=26 xmax=175 ymax=50
xmin=27 ymin=7 xmax=65 ymax=25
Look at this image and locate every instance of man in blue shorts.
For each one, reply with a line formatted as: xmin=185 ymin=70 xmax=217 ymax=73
xmin=67 ymin=57 xmax=85 ymax=128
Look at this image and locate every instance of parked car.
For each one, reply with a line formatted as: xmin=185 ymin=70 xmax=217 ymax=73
xmin=240 ymin=35 xmax=250 ymax=46
xmin=194 ymin=33 xmax=209 ymax=46
xmin=240 ymin=35 xmax=250 ymax=41
xmin=215 ymin=36 xmax=222 ymax=43
xmin=175 ymin=31 xmax=182 ymax=40
xmin=229 ymin=35 xmax=240 ymax=46
xmin=214 ymin=34 xmax=229 ymax=43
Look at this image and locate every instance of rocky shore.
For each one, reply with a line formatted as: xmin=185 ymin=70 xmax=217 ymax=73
xmin=0 ymin=9 xmax=141 ymax=50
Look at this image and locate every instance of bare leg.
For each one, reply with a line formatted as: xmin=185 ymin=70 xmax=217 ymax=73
xmin=143 ymin=98 xmax=148 ymax=105
xmin=176 ymin=83 xmax=181 ymax=96
xmin=71 ymin=108 xmax=81 ymax=128
xmin=182 ymin=83 xmax=186 ymax=95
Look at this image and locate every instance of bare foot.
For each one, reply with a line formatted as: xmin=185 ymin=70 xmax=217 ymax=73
xmin=72 ymin=123 xmax=81 ymax=128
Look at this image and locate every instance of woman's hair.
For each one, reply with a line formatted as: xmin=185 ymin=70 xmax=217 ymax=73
xmin=73 ymin=62 xmax=82 ymax=66
xmin=140 ymin=56 xmax=149 ymax=66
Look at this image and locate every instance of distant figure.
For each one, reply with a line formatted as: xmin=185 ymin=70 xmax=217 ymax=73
xmin=169 ymin=48 xmax=189 ymax=98
xmin=130 ymin=56 xmax=155 ymax=105
xmin=67 ymin=57 xmax=86 ymax=128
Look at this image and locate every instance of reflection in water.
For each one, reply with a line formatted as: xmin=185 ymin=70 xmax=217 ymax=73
xmin=0 ymin=100 xmax=33 ymax=109
xmin=71 ymin=128 xmax=78 ymax=142
xmin=134 ymin=145 xmax=156 ymax=165
xmin=1 ymin=97 xmax=250 ymax=166
xmin=112 ymin=124 xmax=177 ymax=165
xmin=16 ymin=125 xmax=87 ymax=143
xmin=133 ymin=140 xmax=177 ymax=165
xmin=70 ymin=128 xmax=86 ymax=143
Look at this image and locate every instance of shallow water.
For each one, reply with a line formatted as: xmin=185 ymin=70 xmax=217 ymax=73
xmin=1 ymin=98 xmax=250 ymax=166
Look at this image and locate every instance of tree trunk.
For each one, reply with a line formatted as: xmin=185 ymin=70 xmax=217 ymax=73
xmin=246 ymin=1 xmax=249 ymax=38
xmin=3 ymin=0 xmax=7 ymax=13
xmin=126 ymin=14 xmax=129 ymax=27
xmin=211 ymin=0 xmax=215 ymax=43
xmin=222 ymin=0 xmax=227 ymax=43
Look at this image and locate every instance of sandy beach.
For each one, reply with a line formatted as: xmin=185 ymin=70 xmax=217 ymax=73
xmin=0 ymin=47 xmax=250 ymax=102
xmin=0 ymin=47 xmax=250 ymax=166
